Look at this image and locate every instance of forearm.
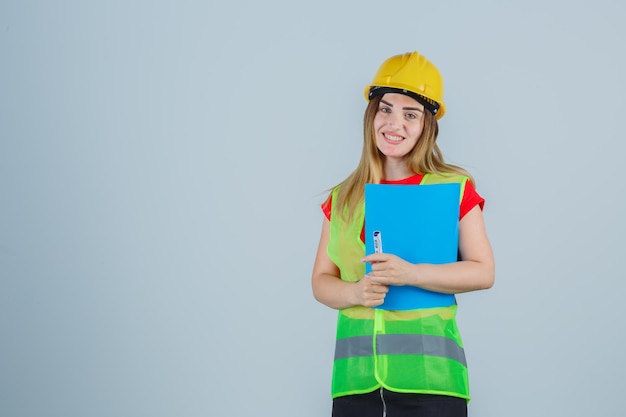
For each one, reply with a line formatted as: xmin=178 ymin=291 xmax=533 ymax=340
xmin=408 ymin=260 xmax=494 ymax=294
xmin=312 ymin=273 xmax=358 ymax=310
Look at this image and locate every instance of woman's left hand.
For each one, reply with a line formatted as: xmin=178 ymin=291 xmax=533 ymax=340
xmin=361 ymin=253 xmax=415 ymax=286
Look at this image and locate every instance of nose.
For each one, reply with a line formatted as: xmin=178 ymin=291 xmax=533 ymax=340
xmin=387 ymin=112 xmax=403 ymax=130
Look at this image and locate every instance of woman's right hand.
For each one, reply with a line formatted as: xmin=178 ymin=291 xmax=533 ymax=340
xmin=354 ymin=275 xmax=388 ymax=307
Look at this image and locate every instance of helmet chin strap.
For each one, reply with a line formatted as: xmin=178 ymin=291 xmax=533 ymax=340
xmin=368 ymin=86 xmax=440 ymax=117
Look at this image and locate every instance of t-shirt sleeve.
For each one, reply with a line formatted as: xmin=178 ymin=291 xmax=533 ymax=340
xmin=460 ymin=179 xmax=485 ymax=219
xmin=321 ymin=193 xmax=332 ymax=220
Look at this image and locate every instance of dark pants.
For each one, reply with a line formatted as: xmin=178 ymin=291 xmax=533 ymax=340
xmin=332 ymin=388 xmax=467 ymax=417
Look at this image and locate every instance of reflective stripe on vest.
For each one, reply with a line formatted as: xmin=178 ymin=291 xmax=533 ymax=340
xmin=335 ymin=334 xmax=467 ymax=366
xmin=328 ymin=173 xmax=471 ymax=400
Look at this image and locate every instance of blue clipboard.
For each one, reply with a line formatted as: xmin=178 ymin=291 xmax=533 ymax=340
xmin=364 ymin=183 xmax=460 ymax=310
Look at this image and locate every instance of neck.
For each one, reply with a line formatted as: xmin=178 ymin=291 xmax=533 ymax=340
xmin=383 ymin=158 xmax=412 ymax=181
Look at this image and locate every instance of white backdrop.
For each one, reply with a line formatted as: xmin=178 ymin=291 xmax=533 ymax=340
xmin=1 ymin=1 xmax=625 ymax=416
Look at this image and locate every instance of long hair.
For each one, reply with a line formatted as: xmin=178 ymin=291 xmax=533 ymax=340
xmin=333 ymin=95 xmax=474 ymax=222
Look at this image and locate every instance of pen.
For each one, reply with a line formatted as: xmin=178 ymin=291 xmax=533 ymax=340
xmin=373 ymin=231 xmax=383 ymax=254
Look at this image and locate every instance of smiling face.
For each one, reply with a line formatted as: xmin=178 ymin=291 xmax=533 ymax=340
xmin=373 ymin=93 xmax=425 ymax=162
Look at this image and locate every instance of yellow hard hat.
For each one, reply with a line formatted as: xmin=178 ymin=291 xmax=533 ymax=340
xmin=365 ymin=51 xmax=446 ymax=119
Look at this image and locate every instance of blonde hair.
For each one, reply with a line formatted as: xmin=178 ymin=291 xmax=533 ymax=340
xmin=333 ymin=95 xmax=474 ymax=222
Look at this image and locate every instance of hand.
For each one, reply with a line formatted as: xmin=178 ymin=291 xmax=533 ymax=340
xmin=354 ymin=275 xmax=388 ymax=307
xmin=361 ymin=253 xmax=415 ymax=287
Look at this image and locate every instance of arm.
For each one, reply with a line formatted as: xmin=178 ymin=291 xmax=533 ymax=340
xmin=311 ymin=218 xmax=388 ymax=309
xmin=363 ymin=205 xmax=495 ymax=294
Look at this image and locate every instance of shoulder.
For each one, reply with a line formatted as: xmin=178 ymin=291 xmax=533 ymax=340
xmin=460 ymin=180 xmax=485 ymax=219
xmin=321 ymin=186 xmax=340 ymax=220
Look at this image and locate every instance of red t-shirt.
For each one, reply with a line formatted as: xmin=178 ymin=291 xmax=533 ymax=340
xmin=321 ymin=173 xmax=485 ymax=242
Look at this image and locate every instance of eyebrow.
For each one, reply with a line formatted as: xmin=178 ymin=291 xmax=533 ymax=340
xmin=380 ymin=99 xmax=424 ymax=112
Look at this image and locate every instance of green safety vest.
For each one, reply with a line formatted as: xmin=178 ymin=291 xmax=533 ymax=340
xmin=328 ymin=173 xmax=471 ymax=400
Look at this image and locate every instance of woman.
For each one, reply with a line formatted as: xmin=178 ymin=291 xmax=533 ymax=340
xmin=311 ymin=51 xmax=495 ymax=417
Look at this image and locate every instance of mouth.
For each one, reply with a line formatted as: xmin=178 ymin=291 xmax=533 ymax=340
xmin=383 ymin=132 xmax=404 ymax=143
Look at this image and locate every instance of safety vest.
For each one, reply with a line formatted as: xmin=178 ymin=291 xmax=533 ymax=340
xmin=328 ymin=173 xmax=470 ymax=400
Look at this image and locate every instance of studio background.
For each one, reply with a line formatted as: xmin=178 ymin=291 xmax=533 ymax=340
xmin=1 ymin=1 xmax=624 ymax=416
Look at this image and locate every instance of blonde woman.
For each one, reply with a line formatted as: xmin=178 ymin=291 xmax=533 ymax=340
xmin=311 ymin=51 xmax=495 ymax=417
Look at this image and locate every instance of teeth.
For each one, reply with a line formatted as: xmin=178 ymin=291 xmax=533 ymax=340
xmin=384 ymin=133 xmax=403 ymax=142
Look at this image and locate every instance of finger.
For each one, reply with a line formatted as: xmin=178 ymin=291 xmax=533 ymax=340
xmin=373 ymin=286 xmax=388 ymax=294
xmin=368 ymin=280 xmax=389 ymax=291
xmin=365 ymin=273 xmax=385 ymax=281
xmin=361 ymin=253 xmax=390 ymax=263
xmin=365 ymin=294 xmax=386 ymax=307
xmin=367 ymin=274 xmax=389 ymax=285
xmin=367 ymin=284 xmax=387 ymax=293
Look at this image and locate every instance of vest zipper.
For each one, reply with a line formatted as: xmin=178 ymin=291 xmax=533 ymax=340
xmin=374 ymin=309 xmax=384 ymax=334
xmin=379 ymin=387 xmax=387 ymax=417
xmin=373 ymin=309 xmax=384 ymax=380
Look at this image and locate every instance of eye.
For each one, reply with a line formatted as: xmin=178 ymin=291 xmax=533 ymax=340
xmin=405 ymin=111 xmax=424 ymax=120
xmin=379 ymin=106 xmax=391 ymax=113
